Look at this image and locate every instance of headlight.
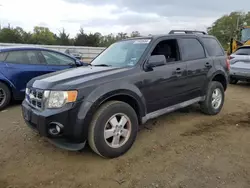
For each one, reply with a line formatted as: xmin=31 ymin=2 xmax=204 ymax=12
xmin=46 ymin=90 xmax=78 ymax=108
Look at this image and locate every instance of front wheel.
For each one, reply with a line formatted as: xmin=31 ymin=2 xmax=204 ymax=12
xmin=0 ymin=82 xmax=11 ymax=111
xmin=200 ymin=81 xmax=225 ymax=115
xmin=88 ymin=101 xmax=138 ymax=158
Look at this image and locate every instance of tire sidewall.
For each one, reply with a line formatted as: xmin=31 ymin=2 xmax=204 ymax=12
xmin=92 ymin=102 xmax=138 ymax=158
xmin=0 ymin=82 xmax=11 ymax=110
xmin=206 ymin=81 xmax=225 ymax=114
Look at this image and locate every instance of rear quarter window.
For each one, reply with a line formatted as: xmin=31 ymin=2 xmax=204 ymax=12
xmin=202 ymin=37 xmax=225 ymax=56
xmin=0 ymin=52 xmax=8 ymax=62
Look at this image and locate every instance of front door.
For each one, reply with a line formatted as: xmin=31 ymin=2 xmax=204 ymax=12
xmin=39 ymin=50 xmax=77 ymax=72
xmin=138 ymin=38 xmax=188 ymax=113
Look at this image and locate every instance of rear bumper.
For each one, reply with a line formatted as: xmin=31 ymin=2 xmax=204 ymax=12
xmin=230 ymin=68 xmax=250 ymax=78
xmin=22 ymin=99 xmax=93 ymax=151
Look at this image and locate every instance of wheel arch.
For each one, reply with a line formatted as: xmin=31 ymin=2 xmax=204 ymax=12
xmin=210 ymin=72 xmax=228 ymax=91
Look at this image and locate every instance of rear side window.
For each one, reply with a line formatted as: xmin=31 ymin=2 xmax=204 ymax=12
xmin=179 ymin=38 xmax=205 ymax=61
xmin=202 ymin=38 xmax=225 ymax=56
xmin=5 ymin=51 xmax=40 ymax=64
xmin=234 ymin=47 xmax=250 ymax=55
xmin=0 ymin=52 xmax=7 ymax=61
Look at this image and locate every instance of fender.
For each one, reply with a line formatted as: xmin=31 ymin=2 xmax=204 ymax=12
xmin=84 ymin=81 xmax=147 ymax=118
xmin=0 ymin=73 xmax=16 ymax=91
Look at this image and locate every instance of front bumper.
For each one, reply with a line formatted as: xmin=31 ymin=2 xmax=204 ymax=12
xmin=22 ymin=99 xmax=93 ymax=151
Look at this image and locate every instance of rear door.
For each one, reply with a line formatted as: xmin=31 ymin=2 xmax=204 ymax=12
xmin=178 ymin=37 xmax=211 ymax=99
xmin=39 ymin=50 xmax=77 ymax=72
xmin=2 ymin=50 xmax=49 ymax=94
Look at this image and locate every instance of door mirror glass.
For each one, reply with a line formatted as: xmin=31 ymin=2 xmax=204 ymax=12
xmin=146 ymin=55 xmax=167 ymax=68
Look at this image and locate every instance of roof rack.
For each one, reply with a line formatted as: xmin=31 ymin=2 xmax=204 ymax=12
xmin=168 ymin=30 xmax=207 ymax=35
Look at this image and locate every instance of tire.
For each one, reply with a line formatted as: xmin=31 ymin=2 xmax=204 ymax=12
xmin=229 ymin=78 xmax=238 ymax=84
xmin=200 ymin=81 xmax=224 ymax=115
xmin=88 ymin=100 xmax=138 ymax=158
xmin=0 ymin=82 xmax=11 ymax=111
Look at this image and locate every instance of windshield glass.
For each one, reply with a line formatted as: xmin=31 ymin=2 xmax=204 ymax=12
xmin=241 ymin=28 xmax=250 ymax=42
xmin=91 ymin=39 xmax=151 ymax=67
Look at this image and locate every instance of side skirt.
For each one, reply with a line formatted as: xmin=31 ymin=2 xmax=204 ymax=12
xmin=141 ymin=96 xmax=205 ymax=124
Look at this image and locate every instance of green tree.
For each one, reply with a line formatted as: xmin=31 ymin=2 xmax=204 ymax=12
xmin=130 ymin=31 xmax=141 ymax=37
xmin=31 ymin=26 xmax=56 ymax=45
xmin=207 ymin=11 xmax=248 ymax=49
xmin=0 ymin=26 xmax=24 ymax=43
xmin=74 ymin=28 xmax=88 ymax=46
xmin=56 ymin=28 xmax=71 ymax=45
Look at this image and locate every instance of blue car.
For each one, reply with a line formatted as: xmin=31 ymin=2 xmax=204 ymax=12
xmin=0 ymin=46 xmax=87 ymax=110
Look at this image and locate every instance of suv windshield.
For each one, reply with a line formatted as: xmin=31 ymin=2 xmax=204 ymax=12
xmin=91 ymin=39 xmax=151 ymax=67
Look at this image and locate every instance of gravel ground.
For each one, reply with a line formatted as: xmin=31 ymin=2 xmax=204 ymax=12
xmin=1 ymin=83 xmax=250 ymax=188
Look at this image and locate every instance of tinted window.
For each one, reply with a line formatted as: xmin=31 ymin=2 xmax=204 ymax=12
xmin=5 ymin=51 xmax=40 ymax=64
xmin=179 ymin=38 xmax=205 ymax=61
xmin=234 ymin=47 xmax=250 ymax=55
xmin=202 ymin=38 xmax=224 ymax=56
xmin=41 ymin=51 xmax=75 ymax=65
xmin=6 ymin=51 xmax=29 ymax=64
xmin=0 ymin=52 xmax=8 ymax=61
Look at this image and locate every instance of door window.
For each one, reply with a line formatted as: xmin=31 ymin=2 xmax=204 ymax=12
xmin=151 ymin=39 xmax=181 ymax=63
xmin=5 ymin=50 xmax=40 ymax=64
xmin=5 ymin=51 xmax=29 ymax=64
xmin=41 ymin=50 xmax=75 ymax=66
xmin=179 ymin=38 xmax=206 ymax=61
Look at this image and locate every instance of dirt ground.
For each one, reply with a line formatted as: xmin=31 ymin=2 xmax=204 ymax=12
xmin=1 ymin=83 xmax=250 ymax=188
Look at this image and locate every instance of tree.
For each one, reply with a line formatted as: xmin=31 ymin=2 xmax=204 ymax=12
xmin=130 ymin=31 xmax=141 ymax=37
xmin=74 ymin=28 xmax=88 ymax=46
xmin=207 ymin=11 xmax=249 ymax=49
xmin=31 ymin=26 xmax=56 ymax=45
xmin=56 ymin=28 xmax=71 ymax=45
xmin=0 ymin=25 xmax=25 ymax=43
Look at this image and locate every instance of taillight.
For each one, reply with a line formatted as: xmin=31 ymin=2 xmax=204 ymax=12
xmin=226 ymin=58 xmax=230 ymax=70
xmin=229 ymin=56 xmax=234 ymax=60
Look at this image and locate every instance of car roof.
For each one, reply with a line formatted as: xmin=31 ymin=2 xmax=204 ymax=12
xmin=0 ymin=46 xmax=60 ymax=53
xmin=121 ymin=33 xmax=215 ymax=42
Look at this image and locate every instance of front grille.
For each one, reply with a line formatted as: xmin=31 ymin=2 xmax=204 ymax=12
xmin=26 ymin=88 xmax=44 ymax=110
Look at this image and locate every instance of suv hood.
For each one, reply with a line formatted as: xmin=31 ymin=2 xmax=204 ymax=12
xmin=29 ymin=66 xmax=130 ymax=90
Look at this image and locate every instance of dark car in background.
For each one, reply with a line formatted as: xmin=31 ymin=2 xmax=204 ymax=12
xmin=65 ymin=48 xmax=83 ymax=60
xmin=0 ymin=46 xmax=87 ymax=110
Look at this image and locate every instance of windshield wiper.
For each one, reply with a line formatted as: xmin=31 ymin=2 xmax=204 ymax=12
xmin=93 ymin=64 xmax=112 ymax=67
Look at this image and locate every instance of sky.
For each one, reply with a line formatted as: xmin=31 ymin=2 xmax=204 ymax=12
xmin=0 ymin=0 xmax=249 ymax=37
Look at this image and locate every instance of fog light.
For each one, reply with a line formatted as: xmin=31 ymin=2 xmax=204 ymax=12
xmin=48 ymin=122 xmax=64 ymax=136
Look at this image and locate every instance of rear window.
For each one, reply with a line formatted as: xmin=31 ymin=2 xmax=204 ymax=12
xmin=202 ymin=37 xmax=225 ymax=56
xmin=234 ymin=47 xmax=250 ymax=55
xmin=0 ymin=52 xmax=8 ymax=61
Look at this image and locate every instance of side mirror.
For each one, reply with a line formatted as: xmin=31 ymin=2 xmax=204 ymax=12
xmin=75 ymin=59 xmax=83 ymax=66
xmin=145 ymin=55 xmax=167 ymax=70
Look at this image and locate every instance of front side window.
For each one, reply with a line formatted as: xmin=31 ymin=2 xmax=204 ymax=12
xmin=41 ymin=51 xmax=75 ymax=65
xmin=179 ymin=38 xmax=206 ymax=61
xmin=91 ymin=39 xmax=151 ymax=67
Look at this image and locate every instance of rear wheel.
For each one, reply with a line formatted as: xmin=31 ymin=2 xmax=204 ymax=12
xmin=0 ymin=82 xmax=11 ymax=111
xmin=200 ymin=81 xmax=224 ymax=115
xmin=88 ymin=101 xmax=138 ymax=158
